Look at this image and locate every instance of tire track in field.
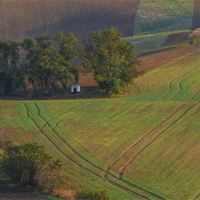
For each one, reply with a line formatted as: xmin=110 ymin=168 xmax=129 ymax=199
xmin=161 ymin=65 xmax=200 ymax=99
xmin=171 ymin=70 xmax=200 ymax=100
xmin=34 ymin=103 xmax=103 ymax=170
xmin=117 ymin=100 xmax=200 ymax=180
xmin=40 ymin=105 xmax=79 ymax=130
xmin=103 ymin=88 xmax=200 ymax=180
xmin=23 ymin=103 xmax=148 ymax=200
xmin=34 ymin=103 xmax=164 ymax=200
xmin=193 ymin=192 xmax=200 ymax=200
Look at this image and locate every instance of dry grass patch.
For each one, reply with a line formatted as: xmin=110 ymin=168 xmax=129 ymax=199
xmin=189 ymin=28 xmax=200 ymax=39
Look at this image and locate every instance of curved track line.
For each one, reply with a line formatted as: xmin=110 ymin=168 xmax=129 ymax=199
xmin=103 ymin=88 xmax=200 ymax=180
xmin=34 ymin=103 xmax=164 ymax=200
xmin=23 ymin=103 xmax=148 ymax=199
xmin=40 ymin=105 xmax=78 ymax=130
xmin=171 ymin=70 xmax=200 ymax=100
xmin=117 ymin=100 xmax=200 ymax=180
xmin=161 ymin=65 xmax=200 ymax=100
xmin=34 ymin=103 xmax=103 ymax=170
xmin=193 ymin=192 xmax=200 ymax=200
xmin=52 ymin=104 xmax=91 ymax=129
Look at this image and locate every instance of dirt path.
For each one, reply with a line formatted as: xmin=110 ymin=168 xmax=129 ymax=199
xmin=138 ymin=44 xmax=200 ymax=72
xmin=0 ymin=180 xmax=49 ymax=200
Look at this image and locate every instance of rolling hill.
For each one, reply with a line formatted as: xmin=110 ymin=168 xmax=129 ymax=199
xmin=0 ymin=0 xmax=140 ymax=42
xmin=1 ymin=0 xmax=200 ymax=42
xmin=1 ymin=46 xmax=200 ymax=199
xmin=134 ymin=0 xmax=194 ymax=35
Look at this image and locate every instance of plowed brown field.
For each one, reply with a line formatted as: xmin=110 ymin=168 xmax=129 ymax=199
xmin=192 ymin=0 xmax=200 ymax=30
xmin=138 ymin=44 xmax=200 ymax=72
xmin=0 ymin=0 xmax=140 ymax=42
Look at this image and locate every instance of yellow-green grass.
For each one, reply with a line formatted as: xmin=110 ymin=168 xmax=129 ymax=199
xmin=1 ymin=48 xmax=200 ymax=198
xmin=128 ymin=49 xmax=200 ymax=101
xmin=123 ymin=102 xmax=200 ymax=199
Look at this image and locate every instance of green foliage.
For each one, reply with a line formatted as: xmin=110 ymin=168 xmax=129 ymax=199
xmin=34 ymin=160 xmax=68 ymax=193
xmin=80 ymin=27 xmax=141 ymax=95
xmin=0 ymin=40 xmax=26 ymax=95
xmin=76 ymin=189 xmax=110 ymax=200
xmin=0 ymin=140 xmax=63 ymax=187
xmin=21 ymin=34 xmax=77 ymax=96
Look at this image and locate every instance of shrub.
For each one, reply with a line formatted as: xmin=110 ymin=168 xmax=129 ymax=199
xmin=76 ymin=189 xmax=110 ymax=200
xmin=0 ymin=139 xmax=63 ymax=188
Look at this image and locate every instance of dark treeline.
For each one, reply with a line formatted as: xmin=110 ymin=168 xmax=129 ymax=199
xmin=0 ymin=27 xmax=141 ymax=97
xmin=0 ymin=137 xmax=110 ymax=199
xmin=0 ymin=32 xmax=79 ymax=97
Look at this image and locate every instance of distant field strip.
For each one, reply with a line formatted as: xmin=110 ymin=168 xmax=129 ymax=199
xmin=117 ymin=100 xmax=200 ymax=179
xmin=134 ymin=0 xmax=193 ymax=35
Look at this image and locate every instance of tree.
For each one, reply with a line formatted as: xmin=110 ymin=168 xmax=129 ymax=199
xmin=80 ymin=27 xmax=141 ymax=95
xmin=0 ymin=40 xmax=26 ymax=95
xmin=21 ymin=34 xmax=77 ymax=96
xmin=0 ymin=140 xmax=62 ymax=187
xmin=52 ymin=32 xmax=79 ymax=92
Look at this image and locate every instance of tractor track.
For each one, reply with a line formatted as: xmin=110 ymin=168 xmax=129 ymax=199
xmin=52 ymin=104 xmax=90 ymax=129
xmin=34 ymin=103 xmax=103 ymax=171
xmin=40 ymin=105 xmax=78 ymax=130
xmin=34 ymin=103 xmax=163 ymax=200
xmin=23 ymin=103 xmax=149 ymax=200
xmin=103 ymin=88 xmax=200 ymax=180
xmin=24 ymin=103 xmax=153 ymax=200
xmin=171 ymin=70 xmax=200 ymax=100
xmin=161 ymin=65 xmax=200 ymax=99
xmin=117 ymin=100 xmax=200 ymax=180
xmin=194 ymin=192 xmax=200 ymax=200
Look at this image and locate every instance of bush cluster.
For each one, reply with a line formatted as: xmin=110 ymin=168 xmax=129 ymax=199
xmin=0 ymin=138 xmax=111 ymax=199
xmin=0 ymin=138 xmax=65 ymax=189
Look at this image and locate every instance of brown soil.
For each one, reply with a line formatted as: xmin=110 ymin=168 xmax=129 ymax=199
xmin=0 ymin=0 xmax=140 ymax=42
xmin=0 ymin=180 xmax=49 ymax=200
xmin=78 ymin=73 xmax=98 ymax=87
xmin=138 ymin=44 xmax=200 ymax=72
xmin=192 ymin=0 xmax=200 ymax=30
xmin=163 ymin=32 xmax=191 ymax=46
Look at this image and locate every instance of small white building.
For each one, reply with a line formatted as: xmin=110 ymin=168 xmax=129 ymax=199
xmin=71 ymin=83 xmax=80 ymax=94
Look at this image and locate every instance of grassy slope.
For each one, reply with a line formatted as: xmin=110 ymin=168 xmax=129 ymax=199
xmin=1 ymin=48 xmax=200 ymax=199
xmin=134 ymin=0 xmax=194 ymax=36
xmin=124 ymin=30 xmax=191 ymax=54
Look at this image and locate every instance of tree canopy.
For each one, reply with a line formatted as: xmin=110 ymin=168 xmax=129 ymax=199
xmin=0 ymin=40 xmax=26 ymax=95
xmin=21 ymin=33 xmax=79 ymax=96
xmin=80 ymin=27 xmax=141 ymax=95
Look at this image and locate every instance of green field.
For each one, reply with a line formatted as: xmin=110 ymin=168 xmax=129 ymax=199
xmin=124 ymin=30 xmax=192 ymax=54
xmin=1 ymin=48 xmax=200 ymax=199
xmin=134 ymin=0 xmax=194 ymax=36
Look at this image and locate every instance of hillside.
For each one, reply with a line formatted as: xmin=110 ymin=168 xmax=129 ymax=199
xmin=0 ymin=0 xmax=140 ymax=42
xmin=134 ymin=0 xmax=194 ymax=35
xmin=1 ymin=0 xmax=200 ymax=43
xmin=1 ymin=46 xmax=200 ymax=199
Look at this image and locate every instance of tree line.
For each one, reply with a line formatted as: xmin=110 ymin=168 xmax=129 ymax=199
xmin=0 ymin=27 xmax=141 ymax=97
xmin=0 ymin=137 xmax=110 ymax=199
